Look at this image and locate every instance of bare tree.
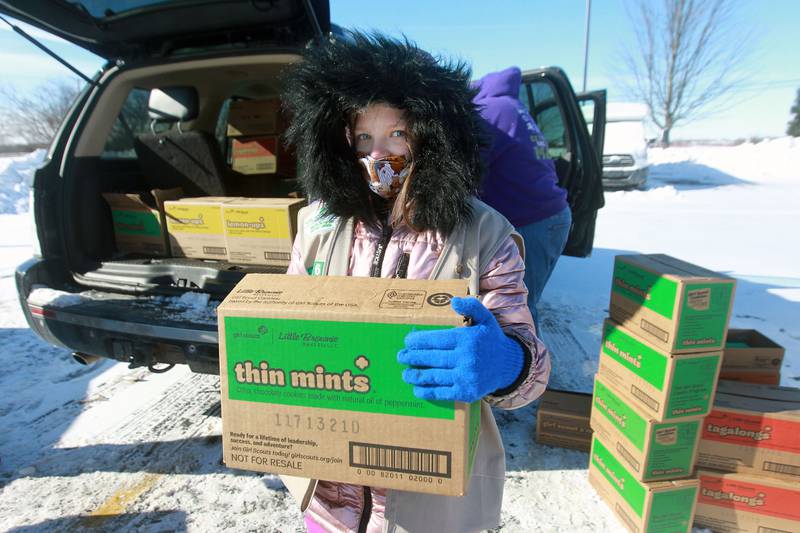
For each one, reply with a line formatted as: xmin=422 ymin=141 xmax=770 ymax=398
xmin=788 ymin=89 xmax=800 ymax=137
xmin=0 ymin=77 xmax=84 ymax=146
xmin=621 ymin=0 xmax=752 ymax=146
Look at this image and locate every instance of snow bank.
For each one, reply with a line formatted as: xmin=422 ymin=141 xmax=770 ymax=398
xmin=0 ymin=149 xmax=46 ymax=214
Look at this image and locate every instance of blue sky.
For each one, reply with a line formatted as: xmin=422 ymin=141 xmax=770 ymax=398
xmin=1 ymin=0 xmax=798 ymax=140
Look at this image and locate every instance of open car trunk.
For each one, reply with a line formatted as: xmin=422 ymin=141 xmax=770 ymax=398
xmin=62 ymin=53 xmax=304 ymax=299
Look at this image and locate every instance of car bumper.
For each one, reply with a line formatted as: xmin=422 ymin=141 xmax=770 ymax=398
xmin=602 ymin=166 xmax=649 ymax=189
xmin=15 ymin=257 xmax=220 ymax=374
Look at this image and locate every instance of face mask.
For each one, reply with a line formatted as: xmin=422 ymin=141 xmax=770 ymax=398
xmin=357 ymin=154 xmax=413 ymax=199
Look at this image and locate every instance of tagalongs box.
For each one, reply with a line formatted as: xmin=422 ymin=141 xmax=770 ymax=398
xmin=216 ymin=274 xmax=481 ymax=496
xmin=696 ymin=381 xmax=800 ymax=481
xmin=694 ymin=469 xmax=800 ymax=533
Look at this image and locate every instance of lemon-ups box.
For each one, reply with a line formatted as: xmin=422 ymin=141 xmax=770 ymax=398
xmin=588 ymin=436 xmax=699 ymax=533
xmin=535 ymin=389 xmax=592 ymax=451
xmin=696 ymin=381 xmax=800 ymax=481
xmin=217 ymin=274 xmax=482 ymax=496
xmin=164 ymin=197 xmax=231 ymax=260
xmin=694 ymin=470 xmax=800 ymax=533
xmin=597 ymin=319 xmax=722 ymax=421
xmin=720 ymin=329 xmax=784 ymax=385
xmin=222 ymin=197 xmax=306 ymax=266
xmin=590 ymin=375 xmax=702 ymax=482
xmin=609 ymin=254 xmax=736 ymax=354
xmin=103 ymin=188 xmax=182 ymax=256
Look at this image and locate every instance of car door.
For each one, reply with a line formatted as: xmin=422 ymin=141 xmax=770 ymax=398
xmin=518 ymin=68 xmax=606 ymax=258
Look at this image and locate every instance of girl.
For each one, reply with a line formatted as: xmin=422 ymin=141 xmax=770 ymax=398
xmin=280 ymin=32 xmax=551 ymax=533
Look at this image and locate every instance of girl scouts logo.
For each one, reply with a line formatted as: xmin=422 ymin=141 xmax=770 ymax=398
xmin=427 ymin=293 xmax=453 ymax=307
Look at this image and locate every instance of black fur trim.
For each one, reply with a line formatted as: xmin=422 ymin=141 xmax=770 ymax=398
xmin=281 ymin=31 xmax=485 ymax=234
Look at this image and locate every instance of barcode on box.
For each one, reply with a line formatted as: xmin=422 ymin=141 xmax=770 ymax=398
xmin=763 ymin=461 xmax=800 ymax=477
xmin=349 ymin=442 xmax=451 ymax=478
xmin=615 ymin=503 xmax=640 ymax=533
xmin=640 ymin=318 xmax=669 ymax=343
xmin=630 ymin=384 xmax=660 ymax=412
xmin=265 ymin=251 xmax=291 ymax=261
xmin=616 ymin=442 xmax=640 ymax=472
xmin=203 ymin=246 xmax=227 ymax=255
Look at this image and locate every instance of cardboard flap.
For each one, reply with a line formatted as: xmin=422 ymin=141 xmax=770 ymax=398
xmin=279 ymin=475 xmax=318 ymax=512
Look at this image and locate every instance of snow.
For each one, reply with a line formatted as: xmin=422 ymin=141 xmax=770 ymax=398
xmin=0 ymin=140 xmax=799 ymax=531
xmin=0 ymin=149 xmax=46 ymax=214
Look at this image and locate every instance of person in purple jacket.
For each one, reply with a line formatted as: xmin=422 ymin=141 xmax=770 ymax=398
xmin=472 ymin=66 xmax=572 ymax=330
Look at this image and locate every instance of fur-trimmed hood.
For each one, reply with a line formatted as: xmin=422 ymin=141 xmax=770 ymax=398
xmin=281 ymin=32 xmax=485 ymax=235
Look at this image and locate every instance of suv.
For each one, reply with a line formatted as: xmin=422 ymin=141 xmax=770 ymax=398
xmin=5 ymin=0 xmax=605 ymax=374
xmin=601 ymin=103 xmax=650 ymax=190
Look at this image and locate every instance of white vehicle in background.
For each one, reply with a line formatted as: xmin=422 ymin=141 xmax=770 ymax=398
xmin=602 ymin=103 xmax=650 ymax=190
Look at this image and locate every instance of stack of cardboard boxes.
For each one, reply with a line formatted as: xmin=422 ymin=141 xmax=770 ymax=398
xmin=587 ymin=254 xmax=736 ymax=533
xmin=227 ymin=98 xmax=295 ymax=178
xmin=104 ymin=98 xmax=304 ymax=266
xmin=694 ymin=381 xmax=800 ymax=532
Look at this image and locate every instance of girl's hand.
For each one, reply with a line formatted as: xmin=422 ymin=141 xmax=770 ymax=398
xmin=397 ymin=297 xmax=525 ymax=402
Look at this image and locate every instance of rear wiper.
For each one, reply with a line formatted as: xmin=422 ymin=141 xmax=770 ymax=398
xmin=0 ymin=14 xmax=97 ymax=87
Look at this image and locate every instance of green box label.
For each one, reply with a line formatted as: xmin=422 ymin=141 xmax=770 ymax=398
xmin=647 ymin=486 xmax=698 ymax=533
xmin=594 ymin=380 xmax=647 ymax=451
xmin=647 ymin=420 xmax=699 ymax=479
xmin=592 ymin=438 xmax=645 ymax=517
xmin=224 ymin=316 xmax=456 ymax=419
xmin=665 ymin=354 xmax=720 ymax=418
xmin=613 ymin=260 xmax=678 ymax=319
xmin=602 ymin=323 xmax=668 ymax=391
xmin=675 ymin=282 xmax=733 ymax=350
xmin=112 ymin=209 xmax=161 ymax=237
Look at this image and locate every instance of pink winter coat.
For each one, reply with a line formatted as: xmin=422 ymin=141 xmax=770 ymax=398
xmin=286 ymin=207 xmax=550 ymax=533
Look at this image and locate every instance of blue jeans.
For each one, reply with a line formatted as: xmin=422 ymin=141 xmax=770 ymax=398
xmin=516 ymin=206 xmax=572 ymax=331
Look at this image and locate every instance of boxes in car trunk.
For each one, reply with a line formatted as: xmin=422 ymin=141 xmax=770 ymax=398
xmin=597 ymin=319 xmax=723 ymax=421
xmin=103 ymin=187 xmax=182 ymax=256
xmin=164 ymin=197 xmax=230 ymax=260
xmin=590 ymin=375 xmax=701 ymax=482
xmin=535 ymin=389 xmax=592 ymax=451
xmin=217 ymin=274 xmax=481 ymax=496
xmin=696 ymin=381 xmax=800 ymax=481
xmin=720 ymin=329 xmax=784 ymax=385
xmin=609 ymin=254 xmax=736 ymax=354
xmin=694 ymin=469 xmax=800 ymax=533
xmin=222 ymin=197 xmax=306 ymax=267
xmin=226 ymin=98 xmax=282 ymax=137
xmin=230 ymin=136 xmax=296 ymax=176
xmin=588 ymin=436 xmax=699 ymax=533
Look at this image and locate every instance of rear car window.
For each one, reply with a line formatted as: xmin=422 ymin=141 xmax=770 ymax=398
xmin=101 ymin=88 xmax=151 ymax=159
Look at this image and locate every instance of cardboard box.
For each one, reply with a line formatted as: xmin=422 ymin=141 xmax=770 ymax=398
xmin=226 ymin=98 xmax=281 ymax=137
xmin=588 ymin=436 xmax=699 ymax=533
xmin=164 ymin=197 xmax=230 ymax=260
xmin=696 ymin=381 xmax=800 ymax=481
xmin=597 ymin=319 xmax=722 ymax=421
xmin=103 ymin=188 xmax=182 ymax=256
xmin=609 ymin=254 xmax=736 ymax=354
xmin=719 ymin=329 xmax=784 ymax=385
xmin=535 ymin=389 xmax=592 ymax=452
xmin=231 ymin=136 xmax=295 ymax=176
xmin=222 ymin=197 xmax=306 ymax=266
xmin=590 ymin=375 xmax=702 ymax=481
xmin=217 ymin=274 xmax=482 ymax=495
xmin=694 ymin=470 xmax=800 ymax=533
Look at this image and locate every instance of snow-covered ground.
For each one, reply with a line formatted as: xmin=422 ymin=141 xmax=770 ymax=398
xmin=0 ymin=139 xmax=798 ymax=532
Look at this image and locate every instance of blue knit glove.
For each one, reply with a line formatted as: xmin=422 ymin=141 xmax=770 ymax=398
xmin=397 ymin=296 xmax=525 ymax=402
